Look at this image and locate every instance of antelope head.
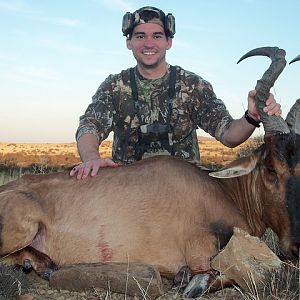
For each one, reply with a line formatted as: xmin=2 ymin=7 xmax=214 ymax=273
xmin=211 ymin=48 xmax=300 ymax=257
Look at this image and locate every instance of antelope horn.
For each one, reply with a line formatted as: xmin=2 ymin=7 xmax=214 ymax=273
xmin=286 ymin=56 xmax=300 ymax=134
xmin=237 ymin=47 xmax=290 ymax=136
xmin=290 ymin=55 xmax=300 ymax=64
xmin=286 ymin=99 xmax=300 ymax=135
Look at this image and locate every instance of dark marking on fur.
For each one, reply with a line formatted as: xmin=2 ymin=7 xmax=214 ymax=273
xmin=210 ymin=221 xmax=233 ymax=250
xmin=267 ymin=133 xmax=300 ymax=170
xmin=286 ymin=176 xmax=300 ymax=242
xmin=17 ymin=190 xmax=39 ymax=202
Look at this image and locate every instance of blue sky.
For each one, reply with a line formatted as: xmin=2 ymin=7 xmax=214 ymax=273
xmin=0 ymin=0 xmax=299 ymax=143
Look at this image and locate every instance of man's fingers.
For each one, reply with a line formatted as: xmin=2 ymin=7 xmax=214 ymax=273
xmin=100 ymin=158 xmax=118 ymax=168
xmin=69 ymin=167 xmax=77 ymax=176
xmin=264 ymin=103 xmax=281 ymax=115
xmin=76 ymin=167 xmax=86 ymax=180
xmin=263 ymin=93 xmax=282 ymax=116
xmin=248 ymin=90 xmax=256 ymax=98
xmin=91 ymin=166 xmax=100 ymax=177
xmin=82 ymin=166 xmax=92 ymax=179
xmin=70 ymin=158 xmax=118 ymax=179
xmin=106 ymin=159 xmax=119 ymax=167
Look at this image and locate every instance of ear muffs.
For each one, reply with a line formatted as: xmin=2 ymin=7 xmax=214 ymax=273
xmin=122 ymin=12 xmax=134 ymax=37
xmin=122 ymin=8 xmax=175 ymax=38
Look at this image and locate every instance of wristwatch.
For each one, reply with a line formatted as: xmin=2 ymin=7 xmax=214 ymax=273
xmin=244 ymin=110 xmax=261 ymax=128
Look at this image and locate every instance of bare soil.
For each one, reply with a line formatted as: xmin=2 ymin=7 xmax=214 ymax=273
xmin=23 ymin=271 xmax=244 ymax=300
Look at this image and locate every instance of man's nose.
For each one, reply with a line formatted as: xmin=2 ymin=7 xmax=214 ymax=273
xmin=144 ymin=37 xmax=155 ymax=47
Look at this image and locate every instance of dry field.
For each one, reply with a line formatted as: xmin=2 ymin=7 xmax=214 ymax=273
xmin=0 ymin=140 xmax=112 ymax=168
xmin=0 ymin=137 xmax=251 ymax=168
xmin=1 ymin=136 xmax=299 ymax=300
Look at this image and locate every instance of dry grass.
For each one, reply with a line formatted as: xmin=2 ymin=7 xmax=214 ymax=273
xmin=0 ymin=137 xmax=250 ymax=168
xmin=233 ymin=262 xmax=299 ymax=300
xmin=0 ymin=264 xmax=30 ymax=299
xmin=0 ymin=141 xmax=112 ymax=167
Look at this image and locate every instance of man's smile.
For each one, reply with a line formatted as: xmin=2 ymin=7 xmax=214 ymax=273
xmin=143 ymin=51 xmax=156 ymax=55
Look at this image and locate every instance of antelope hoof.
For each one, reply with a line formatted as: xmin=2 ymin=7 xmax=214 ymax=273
xmin=174 ymin=265 xmax=193 ymax=288
xmin=182 ymin=273 xmax=209 ymax=298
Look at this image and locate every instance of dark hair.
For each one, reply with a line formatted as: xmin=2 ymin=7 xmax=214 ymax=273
xmin=138 ymin=9 xmax=161 ymax=23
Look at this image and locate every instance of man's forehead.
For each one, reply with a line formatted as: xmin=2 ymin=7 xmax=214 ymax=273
xmin=133 ymin=23 xmax=165 ymax=34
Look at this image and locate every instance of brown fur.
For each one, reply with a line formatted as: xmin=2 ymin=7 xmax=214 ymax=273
xmin=0 ymin=151 xmax=298 ymax=282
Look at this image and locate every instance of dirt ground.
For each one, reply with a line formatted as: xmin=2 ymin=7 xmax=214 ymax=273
xmin=9 ymin=270 xmax=245 ymax=300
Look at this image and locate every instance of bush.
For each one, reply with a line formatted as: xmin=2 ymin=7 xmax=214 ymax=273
xmin=236 ymin=136 xmax=264 ymax=158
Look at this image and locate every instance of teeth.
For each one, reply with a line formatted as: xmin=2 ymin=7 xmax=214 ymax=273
xmin=144 ymin=52 xmax=155 ymax=55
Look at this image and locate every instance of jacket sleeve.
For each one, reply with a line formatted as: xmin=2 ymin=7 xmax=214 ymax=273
xmin=75 ymin=74 xmax=120 ymax=144
xmin=190 ymin=78 xmax=234 ymax=143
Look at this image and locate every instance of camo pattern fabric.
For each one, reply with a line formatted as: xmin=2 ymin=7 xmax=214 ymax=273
xmin=76 ymin=65 xmax=233 ymax=164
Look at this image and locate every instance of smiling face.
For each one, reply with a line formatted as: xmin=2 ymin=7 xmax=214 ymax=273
xmin=126 ymin=22 xmax=172 ymax=78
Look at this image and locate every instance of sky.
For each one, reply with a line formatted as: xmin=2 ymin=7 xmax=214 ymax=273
xmin=0 ymin=0 xmax=299 ymax=143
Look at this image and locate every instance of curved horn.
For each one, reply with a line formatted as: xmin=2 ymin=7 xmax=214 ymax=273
xmin=286 ymin=56 xmax=300 ymax=134
xmin=237 ymin=47 xmax=290 ymax=136
xmin=290 ymin=55 xmax=300 ymax=64
xmin=286 ymin=99 xmax=300 ymax=135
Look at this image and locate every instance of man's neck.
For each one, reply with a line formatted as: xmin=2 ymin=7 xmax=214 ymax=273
xmin=137 ymin=63 xmax=168 ymax=79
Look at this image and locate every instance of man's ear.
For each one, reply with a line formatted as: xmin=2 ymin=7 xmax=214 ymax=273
xmin=126 ymin=38 xmax=132 ymax=50
xmin=166 ymin=37 xmax=172 ymax=50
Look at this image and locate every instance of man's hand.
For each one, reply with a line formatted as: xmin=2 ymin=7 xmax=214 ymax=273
xmin=70 ymin=158 xmax=118 ymax=179
xmin=247 ymin=90 xmax=282 ymax=120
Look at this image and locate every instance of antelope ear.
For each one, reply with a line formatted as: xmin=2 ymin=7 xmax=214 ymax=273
xmin=209 ymin=152 xmax=260 ymax=178
xmin=0 ymin=190 xmax=46 ymax=257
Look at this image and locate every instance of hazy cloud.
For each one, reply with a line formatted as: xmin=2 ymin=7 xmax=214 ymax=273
xmin=57 ymin=18 xmax=82 ymax=27
xmin=179 ymin=24 xmax=226 ymax=35
xmin=30 ymin=15 xmax=84 ymax=28
xmin=92 ymin=0 xmax=135 ymax=12
xmin=0 ymin=0 xmax=34 ymax=13
xmin=0 ymin=1 xmax=83 ymax=29
xmin=0 ymin=51 xmax=18 ymax=62
xmin=4 ymin=65 xmax=60 ymax=83
xmin=172 ymin=39 xmax=191 ymax=49
xmin=37 ymin=37 xmax=92 ymax=54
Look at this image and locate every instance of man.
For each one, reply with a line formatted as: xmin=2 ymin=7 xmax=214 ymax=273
xmin=70 ymin=6 xmax=281 ymax=179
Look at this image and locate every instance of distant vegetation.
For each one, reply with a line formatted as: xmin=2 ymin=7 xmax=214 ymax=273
xmin=236 ymin=135 xmax=264 ymax=158
xmin=0 ymin=137 xmax=254 ymax=170
xmin=0 ymin=141 xmax=112 ymax=168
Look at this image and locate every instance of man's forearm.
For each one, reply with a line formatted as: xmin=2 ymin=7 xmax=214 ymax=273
xmin=222 ymin=117 xmax=256 ymax=148
xmin=222 ymin=89 xmax=281 ymax=148
xmin=77 ymin=133 xmax=101 ymax=162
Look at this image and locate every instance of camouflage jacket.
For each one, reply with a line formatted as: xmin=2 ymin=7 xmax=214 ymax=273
xmin=76 ymin=65 xmax=233 ymax=164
